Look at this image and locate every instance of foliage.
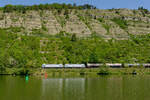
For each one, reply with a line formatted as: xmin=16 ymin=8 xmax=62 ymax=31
xmin=98 ymin=18 xmax=110 ymax=33
xmin=1 ymin=3 xmax=96 ymax=13
xmin=111 ymin=18 xmax=128 ymax=29
xmin=138 ymin=6 xmax=149 ymax=17
xmin=6 ymin=27 xmax=23 ymax=33
xmin=41 ymin=24 xmax=48 ymax=31
xmin=98 ymin=68 xmax=110 ymax=75
xmin=98 ymin=18 xmax=105 ymax=23
xmin=55 ymin=16 xmax=66 ymax=27
xmin=3 ymin=5 xmax=26 ymax=13
xmin=102 ymin=24 xmax=110 ymax=33
xmin=1 ymin=29 xmax=150 ymax=69
xmin=138 ymin=6 xmax=149 ymax=14
xmin=77 ymin=15 xmax=92 ymax=31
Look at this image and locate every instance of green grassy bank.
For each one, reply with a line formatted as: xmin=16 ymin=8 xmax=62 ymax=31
xmin=36 ymin=68 xmax=150 ymax=77
xmin=1 ymin=68 xmax=150 ymax=77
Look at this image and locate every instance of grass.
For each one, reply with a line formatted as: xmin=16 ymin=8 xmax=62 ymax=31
xmin=56 ymin=16 xmax=66 ymax=27
xmin=2 ymin=68 xmax=150 ymax=76
xmin=97 ymin=18 xmax=110 ymax=34
xmin=12 ymin=18 xmax=18 ymax=22
xmin=40 ymin=68 xmax=150 ymax=76
xmin=5 ymin=27 xmax=24 ymax=33
xmin=148 ymin=16 xmax=150 ymax=18
xmin=77 ymin=15 xmax=92 ymax=31
xmin=102 ymin=24 xmax=110 ymax=34
xmin=111 ymin=18 xmax=128 ymax=30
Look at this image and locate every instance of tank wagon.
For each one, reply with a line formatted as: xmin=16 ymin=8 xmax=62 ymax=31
xmin=86 ymin=63 xmax=103 ymax=68
xmin=106 ymin=63 xmax=122 ymax=68
xmin=42 ymin=64 xmax=63 ymax=68
xmin=124 ymin=63 xmax=141 ymax=67
xmin=64 ymin=64 xmax=85 ymax=68
xmin=143 ymin=64 xmax=150 ymax=68
xmin=41 ymin=63 xmax=150 ymax=68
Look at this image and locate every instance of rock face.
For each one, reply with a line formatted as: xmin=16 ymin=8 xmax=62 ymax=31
xmin=65 ymin=14 xmax=91 ymax=36
xmin=42 ymin=11 xmax=62 ymax=34
xmin=0 ymin=9 xmax=150 ymax=39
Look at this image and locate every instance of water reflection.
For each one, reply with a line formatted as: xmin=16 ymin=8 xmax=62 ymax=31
xmin=42 ymin=78 xmax=85 ymax=100
xmin=1 ymin=76 xmax=150 ymax=100
xmin=0 ymin=76 xmax=42 ymax=100
xmin=85 ymin=77 xmax=123 ymax=100
xmin=42 ymin=78 xmax=63 ymax=100
xmin=64 ymin=78 xmax=85 ymax=100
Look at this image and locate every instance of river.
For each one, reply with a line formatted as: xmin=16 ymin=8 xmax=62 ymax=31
xmin=0 ymin=75 xmax=150 ymax=100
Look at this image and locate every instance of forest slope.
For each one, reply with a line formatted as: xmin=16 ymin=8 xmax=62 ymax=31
xmin=0 ymin=4 xmax=150 ymax=72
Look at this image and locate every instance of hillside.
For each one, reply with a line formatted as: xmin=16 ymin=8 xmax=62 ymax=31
xmin=1 ymin=4 xmax=150 ymax=73
xmin=0 ymin=4 xmax=150 ymax=39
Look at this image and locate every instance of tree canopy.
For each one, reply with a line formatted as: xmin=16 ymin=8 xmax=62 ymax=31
xmin=1 ymin=3 xmax=96 ymax=13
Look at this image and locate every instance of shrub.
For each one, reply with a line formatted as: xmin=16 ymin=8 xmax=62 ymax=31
xmin=111 ymin=18 xmax=128 ymax=29
xmin=42 ymin=24 xmax=48 ymax=31
xmin=98 ymin=18 xmax=105 ymax=23
xmin=98 ymin=68 xmax=110 ymax=75
xmin=102 ymin=24 xmax=110 ymax=33
xmin=138 ymin=6 xmax=149 ymax=14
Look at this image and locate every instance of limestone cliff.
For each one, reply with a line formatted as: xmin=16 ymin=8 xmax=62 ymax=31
xmin=0 ymin=8 xmax=150 ymax=39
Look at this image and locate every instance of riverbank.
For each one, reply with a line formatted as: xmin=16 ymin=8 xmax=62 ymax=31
xmin=1 ymin=68 xmax=150 ymax=76
xmin=41 ymin=68 xmax=150 ymax=77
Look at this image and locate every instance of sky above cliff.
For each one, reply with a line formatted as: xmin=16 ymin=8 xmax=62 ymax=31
xmin=0 ymin=0 xmax=149 ymax=10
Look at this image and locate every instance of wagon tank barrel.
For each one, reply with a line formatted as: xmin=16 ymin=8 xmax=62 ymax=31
xmin=41 ymin=63 xmax=150 ymax=68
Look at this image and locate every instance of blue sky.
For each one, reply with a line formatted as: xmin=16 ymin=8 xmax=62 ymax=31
xmin=0 ymin=0 xmax=149 ymax=10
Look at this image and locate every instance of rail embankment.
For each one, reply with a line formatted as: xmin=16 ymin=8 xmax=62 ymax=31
xmin=1 ymin=68 xmax=150 ymax=76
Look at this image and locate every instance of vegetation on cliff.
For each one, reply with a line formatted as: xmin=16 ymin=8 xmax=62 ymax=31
xmin=0 ymin=4 xmax=150 ymax=75
xmin=0 ymin=28 xmax=150 ymax=72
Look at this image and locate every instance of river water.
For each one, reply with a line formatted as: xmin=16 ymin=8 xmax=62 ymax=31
xmin=0 ymin=75 xmax=150 ymax=100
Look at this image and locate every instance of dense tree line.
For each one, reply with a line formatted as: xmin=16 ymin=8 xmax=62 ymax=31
xmin=0 ymin=29 xmax=150 ymax=71
xmin=138 ymin=6 xmax=149 ymax=17
xmin=138 ymin=6 xmax=149 ymax=14
xmin=0 ymin=3 xmax=96 ymax=13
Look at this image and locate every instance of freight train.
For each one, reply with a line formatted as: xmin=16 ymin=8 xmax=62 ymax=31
xmin=42 ymin=63 xmax=150 ymax=68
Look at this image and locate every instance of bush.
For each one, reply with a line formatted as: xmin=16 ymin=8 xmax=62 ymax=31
xmin=42 ymin=24 xmax=48 ymax=31
xmin=102 ymin=24 xmax=110 ymax=33
xmin=138 ymin=6 xmax=149 ymax=14
xmin=111 ymin=18 xmax=128 ymax=29
xmin=98 ymin=18 xmax=105 ymax=23
xmin=98 ymin=68 xmax=110 ymax=75
xmin=8 ymin=27 xmax=23 ymax=33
